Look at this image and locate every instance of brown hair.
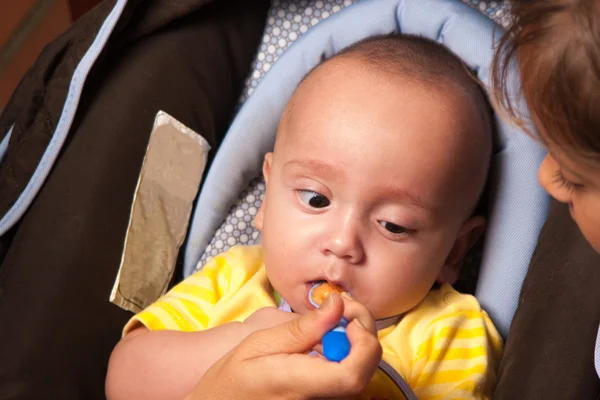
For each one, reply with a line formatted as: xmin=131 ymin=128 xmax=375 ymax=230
xmin=337 ymin=34 xmax=486 ymax=103
xmin=492 ymin=0 xmax=600 ymax=163
xmin=292 ymin=34 xmax=494 ymax=137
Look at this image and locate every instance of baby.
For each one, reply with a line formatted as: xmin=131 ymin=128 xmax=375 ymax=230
xmin=106 ymin=34 xmax=502 ymax=400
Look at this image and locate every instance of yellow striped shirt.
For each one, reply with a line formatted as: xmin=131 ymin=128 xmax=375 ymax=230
xmin=125 ymin=245 xmax=503 ymax=399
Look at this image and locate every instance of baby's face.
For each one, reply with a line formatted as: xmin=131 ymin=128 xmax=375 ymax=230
xmin=256 ymin=58 xmax=486 ymax=319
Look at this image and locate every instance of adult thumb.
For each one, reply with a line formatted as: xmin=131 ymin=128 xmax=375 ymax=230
xmin=248 ymin=293 xmax=345 ymax=356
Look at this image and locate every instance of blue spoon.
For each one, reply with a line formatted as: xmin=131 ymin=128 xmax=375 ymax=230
xmin=308 ymin=282 xmax=351 ymax=362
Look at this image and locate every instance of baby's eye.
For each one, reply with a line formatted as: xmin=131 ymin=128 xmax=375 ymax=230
xmin=298 ymin=190 xmax=330 ymax=208
xmin=379 ymin=221 xmax=408 ymax=234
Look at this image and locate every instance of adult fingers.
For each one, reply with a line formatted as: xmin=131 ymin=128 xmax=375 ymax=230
xmin=312 ymin=343 xmax=323 ymax=355
xmin=340 ymin=293 xmax=377 ymax=335
xmin=341 ymin=318 xmax=383 ymax=384
xmin=269 ymin=319 xmax=382 ymax=398
xmin=243 ymin=293 xmax=345 ymax=357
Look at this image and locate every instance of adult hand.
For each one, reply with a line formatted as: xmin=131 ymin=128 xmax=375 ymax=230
xmin=184 ymin=293 xmax=382 ymax=400
xmin=243 ymin=306 xmax=300 ymax=332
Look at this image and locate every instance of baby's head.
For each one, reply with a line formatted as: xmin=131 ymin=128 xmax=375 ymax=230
xmin=255 ymin=34 xmax=493 ymax=319
xmin=493 ymin=0 xmax=600 ymax=252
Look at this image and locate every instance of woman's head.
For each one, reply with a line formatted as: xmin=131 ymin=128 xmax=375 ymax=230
xmin=493 ymin=0 xmax=600 ymax=251
xmin=494 ymin=0 xmax=600 ymax=158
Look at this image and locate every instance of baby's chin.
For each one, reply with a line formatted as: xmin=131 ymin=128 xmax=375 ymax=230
xmin=368 ymin=299 xmax=421 ymax=320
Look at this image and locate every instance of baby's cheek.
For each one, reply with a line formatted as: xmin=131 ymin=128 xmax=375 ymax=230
xmin=265 ymin=263 xmax=297 ymax=302
xmin=373 ymin=276 xmax=431 ymax=317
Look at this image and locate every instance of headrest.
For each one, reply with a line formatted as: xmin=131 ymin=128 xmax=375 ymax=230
xmin=184 ymin=0 xmax=549 ymax=337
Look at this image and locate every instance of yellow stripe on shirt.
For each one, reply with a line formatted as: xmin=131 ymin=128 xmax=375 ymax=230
xmin=171 ymin=282 xmax=218 ymax=305
xmin=127 ymin=309 xmax=167 ymax=332
xmin=415 ymin=363 xmax=486 ymax=387
xmin=420 ymin=355 xmax=490 ymax=376
xmin=155 ymin=300 xmax=196 ymax=331
xmin=130 ymin=305 xmax=185 ymax=332
xmin=428 ymin=310 xmax=487 ymax=328
xmin=417 ymin=379 xmax=487 ymax=400
xmin=169 ymin=297 xmax=210 ymax=329
xmin=415 ymin=317 xmax=488 ymax=361
xmin=426 ymin=345 xmax=489 ymax=363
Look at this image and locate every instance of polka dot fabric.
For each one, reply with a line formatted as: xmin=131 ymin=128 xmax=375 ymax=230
xmin=196 ymin=0 xmax=510 ymax=271
xmin=238 ymin=0 xmax=359 ymax=104
xmin=199 ymin=178 xmax=264 ymax=262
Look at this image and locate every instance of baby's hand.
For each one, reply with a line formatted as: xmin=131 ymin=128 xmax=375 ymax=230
xmin=243 ymin=306 xmax=299 ymax=334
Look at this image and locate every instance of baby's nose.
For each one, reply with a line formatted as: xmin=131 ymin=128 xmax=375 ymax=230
xmin=321 ymin=219 xmax=364 ymax=264
xmin=324 ymin=237 xmax=363 ymax=264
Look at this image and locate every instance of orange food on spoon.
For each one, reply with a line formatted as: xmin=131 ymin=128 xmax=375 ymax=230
xmin=310 ymin=282 xmax=345 ymax=306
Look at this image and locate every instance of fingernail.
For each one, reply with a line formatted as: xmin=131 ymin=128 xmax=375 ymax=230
xmin=320 ymin=293 xmax=335 ymax=311
xmin=341 ymin=292 xmax=352 ymax=300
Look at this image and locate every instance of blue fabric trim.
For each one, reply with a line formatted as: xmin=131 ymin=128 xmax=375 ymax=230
xmin=0 ymin=0 xmax=128 ymax=237
xmin=0 ymin=124 xmax=12 ymax=165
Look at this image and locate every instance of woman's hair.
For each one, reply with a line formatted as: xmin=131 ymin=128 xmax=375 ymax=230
xmin=492 ymin=0 xmax=600 ymax=163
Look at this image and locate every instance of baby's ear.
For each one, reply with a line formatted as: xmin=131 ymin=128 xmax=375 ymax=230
xmin=254 ymin=153 xmax=274 ymax=231
xmin=262 ymin=152 xmax=273 ymax=184
xmin=437 ymin=216 xmax=486 ymax=285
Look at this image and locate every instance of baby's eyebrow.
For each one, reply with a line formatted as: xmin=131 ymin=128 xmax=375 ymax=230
xmin=283 ymin=159 xmax=345 ymax=179
xmin=378 ymin=185 xmax=434 ymax=214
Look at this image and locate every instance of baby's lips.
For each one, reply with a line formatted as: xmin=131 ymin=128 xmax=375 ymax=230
xmin=310 ymin=282 xmax=345 ymax=306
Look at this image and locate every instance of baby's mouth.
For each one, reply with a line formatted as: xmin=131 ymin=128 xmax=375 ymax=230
xmin=308 ymin=280 xmax=347 ymax=308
